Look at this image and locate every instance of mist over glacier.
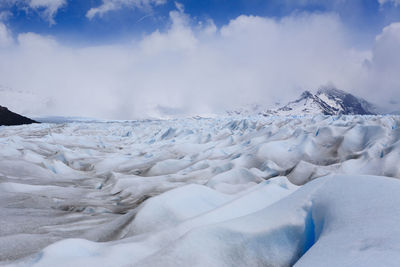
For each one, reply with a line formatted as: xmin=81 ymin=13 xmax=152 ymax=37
xmin=0 ymin=5 xmax=400 ymax=118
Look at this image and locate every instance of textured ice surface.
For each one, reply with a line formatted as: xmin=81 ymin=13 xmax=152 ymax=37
xmin=0 ymin=115 xmax=400 ymax=266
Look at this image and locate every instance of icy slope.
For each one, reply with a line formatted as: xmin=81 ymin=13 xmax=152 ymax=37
xmin=16 ymin=174 xmax=400 ymax=267
xmin=0 ymin=115 xmax=399 ymax=265
xmin=136 ymin=174 xmax=400 ymax=267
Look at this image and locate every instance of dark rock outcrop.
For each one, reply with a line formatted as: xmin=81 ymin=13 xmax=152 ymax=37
xmin=0 ymin=106 xmax=38 ymax=126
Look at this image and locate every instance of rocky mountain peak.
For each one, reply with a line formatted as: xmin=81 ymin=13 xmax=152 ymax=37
xmin=227 ymin=87 xmax=377 ymax=116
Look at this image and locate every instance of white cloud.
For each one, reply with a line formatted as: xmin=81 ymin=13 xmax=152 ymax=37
xmin=357 ymin=22 xmax=400 ymax=109
xmin=28 ymin=0 xmax=66 ymax=25
xmin=374 ymin=22 xmax=400 ymax=69
xmin=0 ymin=23 xmax=13 ymax=47
xmin=283 ymin=0 xmax=400 ymax=8
xmin=86 ymin=0 xmax=167 ymax=19
xmin=0 ymin=7 xmax=399 ymax=118
xmin=17 ymin=32 xmax=58 ymax=49
xmin=378 ymin=0 xmax=400 ymax=6
xmin=0 ymin=11 xmax=13 ymax=21
xmin=0 ymin=0 xmax=66 ymax=24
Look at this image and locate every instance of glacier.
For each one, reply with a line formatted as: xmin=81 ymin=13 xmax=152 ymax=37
xmin=1 ymin=115 xmax=400 ymax=266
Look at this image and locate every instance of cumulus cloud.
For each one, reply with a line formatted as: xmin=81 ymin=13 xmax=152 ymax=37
xmin=357 ymin=22 xmax=400 ymax=110
xmin=86 ymin=0 xmax=167 ymax=19
xmin=373 ymin=22 xmax=400 ymax=70
xmin=0 ymin=6 xmax=399 ymax=118
xmin=0 ymin=23 xmax=13 ymax=47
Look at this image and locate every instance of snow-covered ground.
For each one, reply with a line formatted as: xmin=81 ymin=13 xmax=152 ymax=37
xmin=1 ymin=115 xmax=400 ymax=266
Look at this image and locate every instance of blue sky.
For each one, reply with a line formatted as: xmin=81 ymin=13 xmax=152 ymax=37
xmin=2 ymin=0 xmax=400 ymax=46
xmin=0 ymin=0 xmax=400 ymax=118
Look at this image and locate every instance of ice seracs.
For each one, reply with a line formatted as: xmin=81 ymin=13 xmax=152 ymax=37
xmin=20 ymin=174 xmax=400 ymax=267
xmin=0 ymin=115 xmax=400 ymax=266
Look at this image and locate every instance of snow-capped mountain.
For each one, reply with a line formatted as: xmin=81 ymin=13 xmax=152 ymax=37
xmin=274 ymin=90 xmax=338 ymax=116
xmin=228 ymin=87 xmax=377 ymax=116
xmin=315 ymin=87 xmax=376 ymax=115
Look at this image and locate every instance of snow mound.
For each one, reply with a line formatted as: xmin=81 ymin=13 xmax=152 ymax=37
xmin=22 ymin=174 xmax=400 ymax=267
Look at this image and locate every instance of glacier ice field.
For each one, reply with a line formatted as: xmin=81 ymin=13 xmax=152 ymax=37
xmin=1 ymin=115 xmax=400 ymax=266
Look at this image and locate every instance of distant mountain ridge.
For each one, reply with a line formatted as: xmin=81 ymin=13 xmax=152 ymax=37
xmin=228 ymin=87 xmax=377 ymax=116
xmin=0 ymin=105 xmax=38 ymax=126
